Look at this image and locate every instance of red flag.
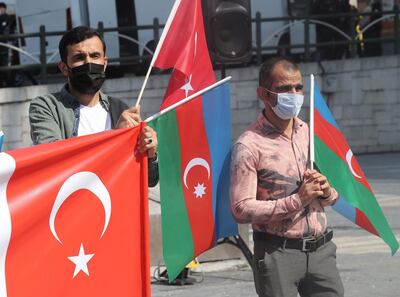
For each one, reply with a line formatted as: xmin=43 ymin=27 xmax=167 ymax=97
xmin=153 ymin=0 xmax=215 ymax=109
xmin=0 ymin=127 xmax=150 ymax=297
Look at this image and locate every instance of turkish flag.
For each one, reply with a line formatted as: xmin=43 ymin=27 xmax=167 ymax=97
xmin=153 ymin=0 xmax=216 ymax=109
xmin=0 ymin=126 xmax=150 ymax=297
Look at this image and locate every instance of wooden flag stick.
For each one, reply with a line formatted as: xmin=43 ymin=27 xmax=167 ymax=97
xmin=144 ymin=76 xmax=232 ymax=123
xmin=309 ymin=74 xmax=315 ymax=170
xmin=135 ymin=0 xmax=182 ymax=107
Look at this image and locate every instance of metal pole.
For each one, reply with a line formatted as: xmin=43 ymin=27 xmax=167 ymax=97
xmin=304 ymin=3 xmax=310 ymax=62
xmin=39 ymin=25 xmax=47 ymax=82
xmin=221 ymin=64 xmax=226 ymax=79
xmin=218 ymin=235 xmax=254 ymax=270
xmin=256 ymin=12 xmax=262 ymax=65
xmin=350 ymin=11 xmax=357 ymax=58
xmin=97 ymin=21 xmax=104 ymax=38
xmin=153 ymin=18 xmax=160 ymax=45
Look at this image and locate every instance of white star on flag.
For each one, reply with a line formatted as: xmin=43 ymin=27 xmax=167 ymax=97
xmin=180 ymin=74 xmax=194 ymax=98
xmin=193 ymin=183 xmax=206 ymax=198
xmin=68 ymin=243 xmax=95 ymax=278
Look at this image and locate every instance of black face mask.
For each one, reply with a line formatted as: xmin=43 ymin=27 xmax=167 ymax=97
xmin=68 ymin=63 xmax=106 ymax=94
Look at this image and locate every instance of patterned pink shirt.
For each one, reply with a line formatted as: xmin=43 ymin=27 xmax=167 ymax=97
xmin=230 ymin=113 xmax=338 ymax=238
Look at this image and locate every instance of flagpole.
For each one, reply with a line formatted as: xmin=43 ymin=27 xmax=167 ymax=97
xmin=144 ymin=76 xmax=232 ymax=123
xmin=309 ymin=74 xmax=315 ymax=170
xmin=135 ymin=0 xmax=182 ymax=107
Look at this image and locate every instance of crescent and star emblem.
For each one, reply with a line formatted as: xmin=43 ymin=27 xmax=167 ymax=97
xmin=49 ymin=171 xmax=111 ymax=278
xmin=183 ymin=158 xmax=211 ymax=198
xmin=345 ymin=149 xmax=362 ymax=179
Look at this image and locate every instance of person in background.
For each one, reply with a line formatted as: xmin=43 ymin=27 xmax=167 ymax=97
xmin=360 ymin=0 xmax=383 ymax=57
xmin=0 ymin=2 xmax=10 ymax=87
xmin=313 ymin=0 xmax=353 ymax=60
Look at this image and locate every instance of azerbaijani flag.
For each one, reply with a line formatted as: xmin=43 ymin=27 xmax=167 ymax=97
xmin=0 ymin=131 xmax=3 ymax=151
xmin=149 ymin=80 xmax=238 ymax=281
xmin=312 ymin=80 xmax=399 ymax=254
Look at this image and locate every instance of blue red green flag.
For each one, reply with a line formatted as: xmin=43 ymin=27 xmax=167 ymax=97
xmin=313 ymin=83 xmax=398 ymax=254
xmin=149 ymin=81 xmax=238 ymax=281
xmin=0 ymin=131 xmax=3 ymax=151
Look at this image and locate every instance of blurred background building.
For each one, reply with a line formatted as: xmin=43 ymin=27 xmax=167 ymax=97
xmin=0 ymin=0 xmax=398 ymax=87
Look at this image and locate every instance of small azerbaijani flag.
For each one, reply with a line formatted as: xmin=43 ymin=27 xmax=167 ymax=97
xmin=0 ymin=131 xmax=4 ymax=151
xmin=312 ymin=78 xmax=399 ymax=254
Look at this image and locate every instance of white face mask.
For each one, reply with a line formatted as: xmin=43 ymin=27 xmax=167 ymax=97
xmin=267 ymin=91 xmax=304 ymax=120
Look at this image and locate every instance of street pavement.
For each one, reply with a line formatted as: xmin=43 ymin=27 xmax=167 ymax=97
xmin=151 ymin=152 xmax=400 ymax=297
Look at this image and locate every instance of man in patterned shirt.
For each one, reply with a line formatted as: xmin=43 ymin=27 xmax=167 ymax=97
xmin=230 ymin=57 xmax=344 ymax=297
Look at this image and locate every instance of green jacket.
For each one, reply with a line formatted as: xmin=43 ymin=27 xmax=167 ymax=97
xmin=29 ymin=85 xmax=159 ymax=186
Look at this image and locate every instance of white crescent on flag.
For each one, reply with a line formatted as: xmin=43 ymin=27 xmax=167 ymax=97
xmin=183 ymin=157 xmax=210 ymax=189
xmin=345 ymin=149 xmax=362 ymax=179
xmin=49 ymin=171 xmax=112 ymax=244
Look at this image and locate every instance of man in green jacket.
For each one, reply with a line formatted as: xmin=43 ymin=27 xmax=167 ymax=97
xmin=29 ymin=26 xmax=159 ymax=186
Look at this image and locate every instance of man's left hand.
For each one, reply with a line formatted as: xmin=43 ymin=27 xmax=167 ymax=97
xmin=304 ymin=169 xmax=332 ymax=199
xmin=138 ymin=125 xmax=157 ymax=158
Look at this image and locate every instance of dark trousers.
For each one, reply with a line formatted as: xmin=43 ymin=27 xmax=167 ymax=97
xmin=253 ymin=238 xmax=344 ymax=297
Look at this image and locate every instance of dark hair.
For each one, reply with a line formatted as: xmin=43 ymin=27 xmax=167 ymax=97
xmin=0 ymin=2 xmax=6 ymax=9
xmin=259 ymin=56 xmax=299 ymax=88
xmin=58 ymin=26 xmax=106 ymax=63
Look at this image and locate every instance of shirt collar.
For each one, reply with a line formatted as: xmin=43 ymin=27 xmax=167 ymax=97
xmin=60 ymin=84 xmax=110 ymax=111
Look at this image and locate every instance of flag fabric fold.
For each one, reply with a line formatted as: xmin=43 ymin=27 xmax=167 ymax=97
xmin=150 ymin=81 xmax=238 ymax=281
xmin=0 ymin=127 xmax=150 ymax=297
xmin=153 ymin=0 xmax=215 ymax=109
xmin=313 ymin=82 xmax=399 ymax=254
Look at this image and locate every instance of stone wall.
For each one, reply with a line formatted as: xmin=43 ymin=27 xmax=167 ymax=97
xmin=299 ymin=55 xmax=400 ymax=153
xmin=1 ymin=55 xmax=399 ymax=153
xmin=1 ymin=55 xmax=399 ymax=265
